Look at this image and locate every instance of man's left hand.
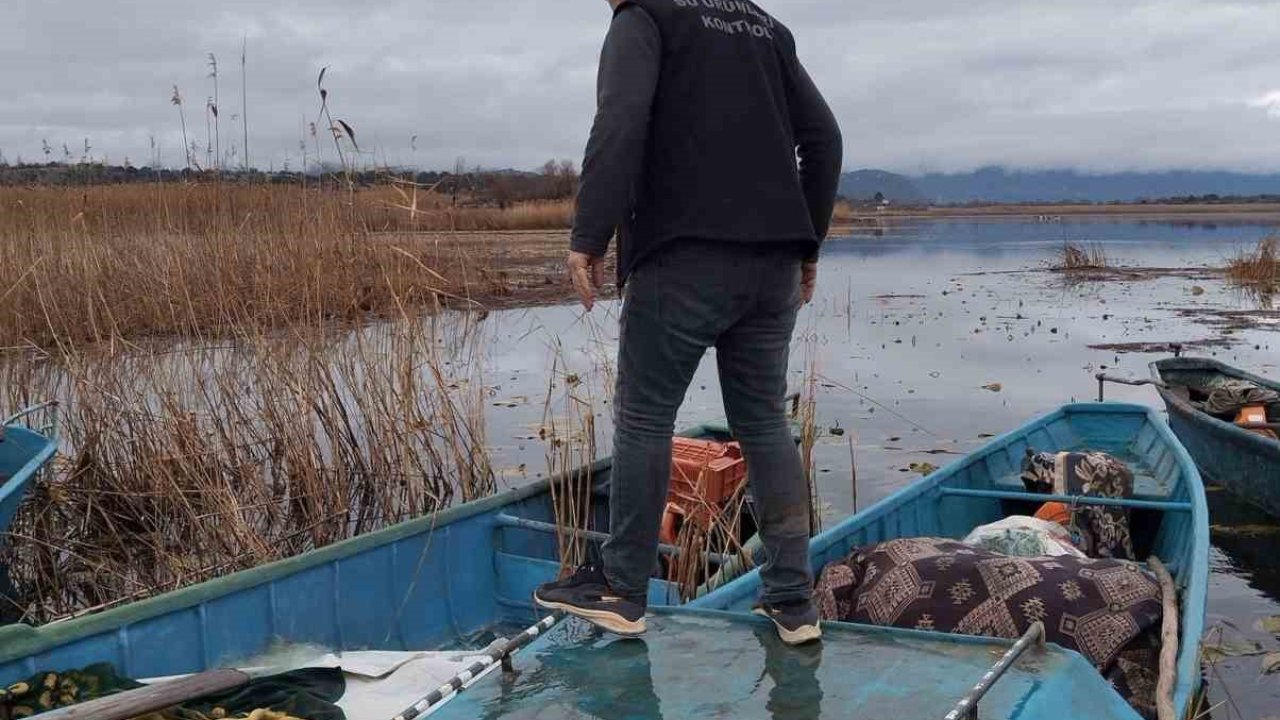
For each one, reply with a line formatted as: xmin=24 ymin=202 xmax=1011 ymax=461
xmin=569 ymin=251 xmax=607 ymax=311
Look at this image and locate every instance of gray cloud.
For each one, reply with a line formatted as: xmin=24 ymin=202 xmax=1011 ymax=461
xmin=4 ymin=0 xmax=1280 ymax=173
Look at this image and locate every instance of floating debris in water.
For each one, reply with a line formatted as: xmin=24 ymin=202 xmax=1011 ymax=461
xmin=1256 ymin=615 xmax=1280 ymax=635
xmin=1210 ymin=524 xmax=1280 ymax=537
xmin=1202 ymin=637 xmax=1266 ymax=662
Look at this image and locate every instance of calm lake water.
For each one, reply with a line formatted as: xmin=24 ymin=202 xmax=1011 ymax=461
xmin=470 ymin=218 xmax=1279 ymax=718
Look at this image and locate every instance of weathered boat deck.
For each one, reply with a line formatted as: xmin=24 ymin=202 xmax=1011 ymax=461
xmin=430 ymin=609 xmax=1141 ymax=720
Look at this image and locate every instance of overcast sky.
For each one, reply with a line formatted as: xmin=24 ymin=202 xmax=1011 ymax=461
xmin=5 ymin=0 xmax=1280 ymax=174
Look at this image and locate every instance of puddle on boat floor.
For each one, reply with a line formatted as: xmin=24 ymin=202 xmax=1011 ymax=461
xmin=432 ymin=612 xmax=1127 ymax=720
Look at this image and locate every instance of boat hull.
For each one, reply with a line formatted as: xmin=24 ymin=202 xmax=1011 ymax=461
xmin=1151 ymin=357 xmax=1280 ymax=518
xmin=0 ymin=425 xmax=732 ymax=686
xmin=0 ymin=425 xmax=58 ymax=538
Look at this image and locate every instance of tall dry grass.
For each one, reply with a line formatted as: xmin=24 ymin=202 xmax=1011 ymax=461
xmin=0 ymin=183 xmax=573 ymax=348
xmin=1225 ymin=236 xmax=1279 ymax=291
xmin=1053 ymin=241 xmax=1110 ymax=271
xmin=0 ymin=180 xmax=581 ymax=622
xmin=0 ymin=309 xmax=496 ymax=623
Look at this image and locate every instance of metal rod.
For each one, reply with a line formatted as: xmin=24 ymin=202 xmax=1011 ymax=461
xmin=2 ymin=400 xmax=60 ymax=428
xmin=494 ymin=513 xmax=733 ymax=565
xmin=2 ymin=401 xmax=60 ymax=442
xmin=1095 ymin=373 xmax=1168 ymax=402
xmin=939 ymin=487 xmax=1192 ymax=512
xmin=389 ymin=614 xmax=559 ymax=720
xmin=944 ymin=622 xmax=1045 ymax=720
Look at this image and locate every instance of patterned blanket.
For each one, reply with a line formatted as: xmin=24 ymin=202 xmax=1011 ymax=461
xmin=815 ymin=537 xmax=1162 ymax=718
xmin=1020 ymin=450 xmax=1135 ymax=560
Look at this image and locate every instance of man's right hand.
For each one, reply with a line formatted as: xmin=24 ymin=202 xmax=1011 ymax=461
xmin=569 ymin=251 xmax=607 ymax=311
xmin=801 ymin=261 xmax=818 ymax=304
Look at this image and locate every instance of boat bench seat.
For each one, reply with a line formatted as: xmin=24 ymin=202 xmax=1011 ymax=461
xmin=990 ymin=458 xmax=1172 ymax=501
xmin=939 ymin=487 xmax=1192 ymax=513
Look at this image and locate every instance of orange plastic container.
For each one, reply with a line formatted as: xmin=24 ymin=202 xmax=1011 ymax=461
xmin=1237 ymin=405 xmax=1280 ymax=440
xmin=669 ymin=437 xmax=747 ymax=506
xmin=660 ymin=438 xmax=749 ymax=544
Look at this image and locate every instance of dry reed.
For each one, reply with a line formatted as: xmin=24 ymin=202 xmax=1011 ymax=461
xmin=0 ymin=184 xmax=573 ymax=348
xmin=1225 ymin=236 xmax=1279 ymax=291
xmin=0 ymin=309 xmax=496 ymax=623
xmin=1054 ymin=241 xmax=1110 ymax=271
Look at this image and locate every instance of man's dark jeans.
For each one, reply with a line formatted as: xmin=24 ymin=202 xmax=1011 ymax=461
xmin=602 ymin=239 xmax=813 ymax=605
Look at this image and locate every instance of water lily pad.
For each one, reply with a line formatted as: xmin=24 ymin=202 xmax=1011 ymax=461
xmin=909 ymin=462 xmax=939 ymax=476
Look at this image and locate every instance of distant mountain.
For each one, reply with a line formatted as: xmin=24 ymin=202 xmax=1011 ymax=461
xmin=838 ymin=169 xmax=924 ymax=203
xmin=839 ymin=167 xmax=1280 ymax=204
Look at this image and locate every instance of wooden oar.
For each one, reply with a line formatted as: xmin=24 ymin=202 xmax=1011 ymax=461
xmin=37 ymin=668 xmax=250 ymax=720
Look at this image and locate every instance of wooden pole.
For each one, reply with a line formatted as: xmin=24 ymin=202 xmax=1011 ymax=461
xmin=848 ymin=435 xmax=858 ymax=512
xmin=1148 ymin=555 xmax=1178 ymax=720
xmin=37 ymin=668 xmax=250 ymax=720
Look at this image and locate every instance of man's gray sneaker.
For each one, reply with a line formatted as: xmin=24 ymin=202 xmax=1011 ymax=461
xmin=754 ymin=599 xmax=822 ymax=645
xmin=534 ymin=563 xmax=647 ymax=636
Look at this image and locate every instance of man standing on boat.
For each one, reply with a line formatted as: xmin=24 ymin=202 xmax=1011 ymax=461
xmin=535 ymin=0 xmax=842 ymax=645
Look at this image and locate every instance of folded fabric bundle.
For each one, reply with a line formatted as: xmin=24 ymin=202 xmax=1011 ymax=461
xmin=962 ymin=515 xmax=1086 ymax=558
xmin=1197 ymin=378 xmax=1279 ymax=417
xmin=814 ymin=537 xmax=1162 ymax=718
xmin=1020 ymin=450 xmax=1136 ymax=560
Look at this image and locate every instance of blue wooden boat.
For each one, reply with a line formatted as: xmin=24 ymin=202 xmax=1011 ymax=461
xmin=0 ymin=407 xmax=1208 ymax=720
xmin=688 ymin=403 xmax=1209 ymax=720
xmin=1151 ymin=357 xmax=1280 ymax=518
xmin=0 ymin=425 xmax=734 ymax=687
xmin=0 ymin=404 xmax=59 ymax=538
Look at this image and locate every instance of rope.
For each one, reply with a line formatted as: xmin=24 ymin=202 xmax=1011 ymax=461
xmin=1148 ymin=556 xmax=1178 ymax=720
xmin=388 ymin=613 xmax=559 ymax=720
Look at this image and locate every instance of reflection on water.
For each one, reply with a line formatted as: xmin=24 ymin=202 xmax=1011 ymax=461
xmin=758 ymin=625 xmax=823 ymax=720
xmin=1202 ymin=486 xmax=1280 ymax=719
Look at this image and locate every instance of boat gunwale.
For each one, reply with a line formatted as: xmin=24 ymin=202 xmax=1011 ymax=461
xmin=1149 ymin=357 xmax=1280 ymax=455
xmin=0 ymin=426 xmax=59 ymax=517
xmin=0 ymin=470 xmax=567 ymax=662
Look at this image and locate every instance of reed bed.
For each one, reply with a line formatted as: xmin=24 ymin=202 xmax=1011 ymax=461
xmin=0 ymin=183 xmax=572 ymax=348
xmin=1053 ymin=240 xmax=1110 ymax=271
xmin=1225 ymin=236 xmax=1279 ymax=291
xmin=0 ymin=310 xmax=496 ymax=623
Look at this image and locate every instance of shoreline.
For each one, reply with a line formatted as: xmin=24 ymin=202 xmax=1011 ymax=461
xmin=840 ymin=202 xmax=1280 ymax=224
